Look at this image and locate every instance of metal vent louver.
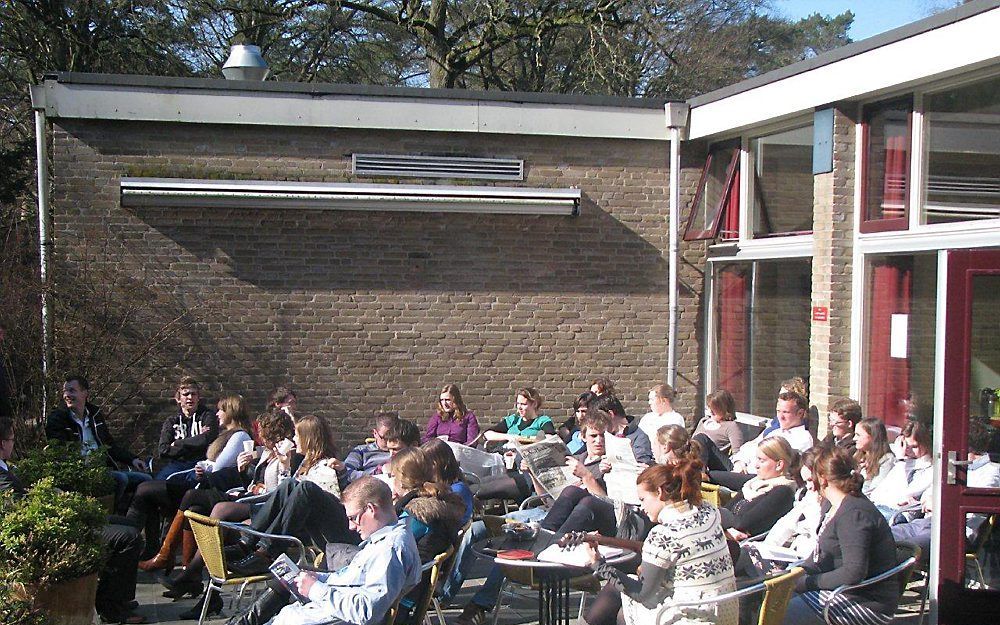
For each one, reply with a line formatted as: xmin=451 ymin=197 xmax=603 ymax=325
xmin=352 ymin=154 xmax=524 ymax=181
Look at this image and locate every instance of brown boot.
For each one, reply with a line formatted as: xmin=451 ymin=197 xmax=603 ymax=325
xmin=139 ymin=511 xmax=183 ymax=572
xmin=181 ymin=529 xmax=197 ymax=568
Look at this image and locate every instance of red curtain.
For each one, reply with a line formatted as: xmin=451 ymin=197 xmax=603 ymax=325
xmin=866 ymin=259 xmax=913 ymax=426
xmin=881 ymin=132 xmax=908 ymax=220
xmin=721 ymin=167 xmax=740 ymax=240
xmin=717 ymin=266 xmax=748 ymax=409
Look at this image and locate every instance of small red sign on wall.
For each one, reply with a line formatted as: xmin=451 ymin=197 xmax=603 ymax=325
xmin=812 ymin=306 xmax=829 ymax=322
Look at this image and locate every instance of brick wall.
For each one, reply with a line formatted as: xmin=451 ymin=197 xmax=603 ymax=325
xmin=49 ymin=119 xmax=676 ymax=453
xmin=810 ymin=104 xmax=858 ymax=431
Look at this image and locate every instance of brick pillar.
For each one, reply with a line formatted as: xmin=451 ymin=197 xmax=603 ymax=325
xmin=810 ymin=105 xmax=858 ymax=434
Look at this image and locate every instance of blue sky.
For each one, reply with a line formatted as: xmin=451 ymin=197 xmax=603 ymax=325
xmin=769 ymin=1 xmax=960 ymax=41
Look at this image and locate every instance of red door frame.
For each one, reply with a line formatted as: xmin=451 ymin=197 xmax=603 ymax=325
xmin=938 ymin=249 xmax=1000 ymax=623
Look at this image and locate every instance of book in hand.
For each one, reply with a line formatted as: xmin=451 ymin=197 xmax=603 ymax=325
xmin=536 ymin=543 xmax=625 ymax=568
xmin=269 ymin=553 xmax=310 ymax=604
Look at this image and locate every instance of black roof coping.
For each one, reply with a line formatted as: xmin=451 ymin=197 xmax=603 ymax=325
xmin=689 ymin=0 xmax=999 ymax=107
xmin=44 ymin=71 xmax=675 ymax=110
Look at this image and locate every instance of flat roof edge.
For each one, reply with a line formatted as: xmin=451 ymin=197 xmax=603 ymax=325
xmin=689 ymin=0 xmax=1000 ymax=107
xmin=43 ymin=71 xmax=675 ymax=110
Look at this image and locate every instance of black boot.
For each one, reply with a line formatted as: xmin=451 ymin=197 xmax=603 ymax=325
xmin=229 ymin=588 xmax=288 ymax=625
xmin=178 ymin=591 xmax=223 ymax=620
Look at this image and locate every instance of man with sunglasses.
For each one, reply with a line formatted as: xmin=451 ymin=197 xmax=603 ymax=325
xmin=343 ymin=413 xmax=399 ymax=484
xmin=232 ymin=476 xmax=421 ymax=625
xmin=154 ymin=376 xmax=218 ymax=480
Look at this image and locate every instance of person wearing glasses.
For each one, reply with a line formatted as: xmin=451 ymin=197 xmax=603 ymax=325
xmin=343 ymin=413 xmax=398 ymax=484
xmin=421 ymin=384 xmax=480 ymax=445
xmin=869 ymin=419 xmax=933 ymax=523
xmin=155 ymin=376 xmax=219 ymax=480
xmin=230 ymin=476 xmax=422 ymax=625
xmin=822 ymin=399 xmax=860 ymax=453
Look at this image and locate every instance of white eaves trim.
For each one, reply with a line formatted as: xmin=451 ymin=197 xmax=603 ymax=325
xmin=120 ymin=178 xmax=582 ymax=216
xmin=36 ymin=82 xmax=668 ymax=141
xmin=688 ymin=7 xmax=1000 ymax=140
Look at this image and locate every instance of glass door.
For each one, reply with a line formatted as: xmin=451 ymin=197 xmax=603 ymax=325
xmin=938 ymin=249 xmax=1000 ymax=623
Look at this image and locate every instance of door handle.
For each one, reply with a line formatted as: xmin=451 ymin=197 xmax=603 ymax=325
xmin=947 ymin=451 xmax=973 ymax=485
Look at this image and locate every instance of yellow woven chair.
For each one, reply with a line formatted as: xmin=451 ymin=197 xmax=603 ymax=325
xmin=184 ymin=510 xmax=306 ymax=625
xmin=701 ymin=483 xmax=733 ymax=508
xmin=656 ymin=566 xmax=805 ymax=625
xmin=400 ymin=547 xmax=454 ymax=625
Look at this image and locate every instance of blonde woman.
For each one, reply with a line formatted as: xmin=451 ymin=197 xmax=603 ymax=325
xmin=721 ymin=437 xmax=800 ymax=541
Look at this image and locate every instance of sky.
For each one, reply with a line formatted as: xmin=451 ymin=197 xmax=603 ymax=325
xmin=769 ymin=1 xmax=961 ymax=41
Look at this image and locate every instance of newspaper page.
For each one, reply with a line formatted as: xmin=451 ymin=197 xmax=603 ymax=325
xmin=446 ymin=441 xmax=506 ymax=481
xmin=300 ymin=462 xmax=342 ymax=499
xmin=516 ymin=436 xmax=574 ymax=498
xmin=603 ymin=435 xmax=641 ymax=505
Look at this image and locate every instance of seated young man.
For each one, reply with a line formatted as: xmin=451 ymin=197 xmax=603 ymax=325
xmin=342 ymin=413 xmax=398 ymax=486
xmin=709 ymin=391 xmax=814 ymax=490
xmin=232 ymin=476 xmax=422 ymax=625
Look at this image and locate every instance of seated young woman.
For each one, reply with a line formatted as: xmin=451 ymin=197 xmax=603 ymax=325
xmin=721 ymin=437 xmax=800 ymax=541
xmin=557 ymin=391 xmax=598 ymax=454
xmin=782 ymin=447 xmax=901 ymax=625
xmin=422 ymin=384 xmax=480 ymax=446
xmin=734 ymin=447 xmax=822 ymax=578
xmin=654 ymin=424 xmax=705 ymax=466
xmin=692 ymin=389 xmax=745 ymax=471
xmin=420 ymin=437 xmax=474 ymax=524
xmin=129 ymin=393 xmax=254 ymax=571
xmin=579 ymin=460 xmax=738 ymax=625
xmin=159 ymin=410 xmax=300 ymax=600
xmin=853 ymin=417 xmax=896 ymax=498
xmin=388 ymin=447 xmax=467 ymax=562
xmin=475 ymin=387 xmax=555 ymax=503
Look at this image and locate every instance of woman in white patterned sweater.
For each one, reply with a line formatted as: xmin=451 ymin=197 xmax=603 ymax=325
xmin=576 ymin=459 xmax=738 ymax=625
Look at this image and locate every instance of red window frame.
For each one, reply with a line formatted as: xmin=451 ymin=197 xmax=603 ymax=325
xmin=683 ymin=141 xmax=740 ymax=241
xmin=860 ymin=97 xmax=913 ymax=233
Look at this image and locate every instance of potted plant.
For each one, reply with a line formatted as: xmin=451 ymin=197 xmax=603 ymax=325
xmin=0 ymin=478 xmax=107 ymax=625
xmin=15 ymin=440 xmax=116 ymax=509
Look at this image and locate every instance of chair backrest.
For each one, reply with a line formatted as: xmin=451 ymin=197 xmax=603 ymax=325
xmin=435 ymin=520 xmax=472 ymax=592
xmin=408 ymin=548 xmax=453 ymax=625
xmin=758 ymin=567 xmax=805 ymax=625
xmin=894 ymin=541 xmax=922 ymax=594
xmin=969 ymin=513 xmax=997 ymax=553
xmin=184 ymin=510 xmax=229 ymax=581
xmin=701 ymin=483 xmax=732 ymax=508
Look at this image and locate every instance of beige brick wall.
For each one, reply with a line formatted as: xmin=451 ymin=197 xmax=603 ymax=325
xmin=49 ymin=119 xmax=679 ymax=452
xmin=810 ymin=104 xmax=858 ymax=432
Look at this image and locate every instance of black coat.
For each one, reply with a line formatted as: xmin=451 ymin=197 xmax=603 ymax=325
xmin=156 ymin=404 xmax=219 ymax=462
xmin=45 ymin=403 xmax=137 ymax=468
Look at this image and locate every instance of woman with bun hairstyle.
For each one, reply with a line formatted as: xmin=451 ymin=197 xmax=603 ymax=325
xmin=853 ymin=417 xmax=896 ymax=498
xmin=420 ymin=437 xmax=474 ymax=524
xmin=721 ymin=437 xmax=800 ymax=541
xmin=782 ymin=447 xmax=899 ymax=625
xmin=422 ymin=384 xmax=480 ymax=445
xmin=654 ymin=424 xmax=704 ymax=466
xmin=578 ymin=459 xmax=738 ymax=625
xmin=387 ymin=447 xmax=467 ymax=562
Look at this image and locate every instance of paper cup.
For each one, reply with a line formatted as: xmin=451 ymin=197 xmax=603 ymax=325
xmin=243 ymin=440 xmax=255 ymax=453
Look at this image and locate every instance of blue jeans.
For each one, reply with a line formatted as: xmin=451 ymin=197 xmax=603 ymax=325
xmin=110 ymin=470 xmax=153 ymax=511
xmin=155 ymin=460 xmax=198 ymax=481
xmin=782 ymin=595 xmax=826 ymax=625
xmin=467 ymin=507 xmax=548 ymax=610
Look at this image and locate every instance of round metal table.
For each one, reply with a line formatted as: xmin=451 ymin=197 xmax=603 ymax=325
xmin=471 ymin=530 xmax=637 ymax=625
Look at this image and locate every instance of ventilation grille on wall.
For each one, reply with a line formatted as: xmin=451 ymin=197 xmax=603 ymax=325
xmin=352 ymin=154 xmax=524 ymax=181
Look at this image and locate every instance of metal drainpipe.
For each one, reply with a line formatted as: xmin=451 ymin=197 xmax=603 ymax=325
xmin=665 ymin=103 xmax=690 ymax=388
xmin=33 ymin=102 xmax=52 ymax=417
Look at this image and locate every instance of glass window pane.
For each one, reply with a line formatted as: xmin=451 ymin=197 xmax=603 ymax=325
xmin=924 ymin=75 xmax=1000 ymax=224
xmin=684 ymin=145 xmax=739 ymax=240
xmin=863 ymin=254 xmax=937 ymax=427
xmin=712 ymin=259 xmax=811 ymax=416
xmin=970 ymin=275 xmax=1000 ymax=473
xmin=964 ymin=512 xmax=999 ymax=590
xmin=863 ymin=99 xmax=911 ymax=226
xmin=750 ymin=125 xmax=814 ymax=237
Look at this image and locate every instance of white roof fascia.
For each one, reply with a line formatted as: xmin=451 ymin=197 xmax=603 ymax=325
xmin=688 ymin=8 xmax=1000 ymax=140
xmin=35 ymin=81 xmax=668 ymax=141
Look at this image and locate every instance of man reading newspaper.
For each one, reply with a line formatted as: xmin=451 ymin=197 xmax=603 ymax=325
xmin=231 ymin=477 xmax=421 ymax=625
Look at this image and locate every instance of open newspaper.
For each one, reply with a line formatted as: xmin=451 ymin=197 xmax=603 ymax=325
xmin=516 ymin=436 xmax=574 ymax=498
xmin=446 ymin=441 xmax=506 ymax=484
xmin=603 ymin=435 xmax=642 ymax=505
xmin=300 ymin=462 xmax=342 ymax=499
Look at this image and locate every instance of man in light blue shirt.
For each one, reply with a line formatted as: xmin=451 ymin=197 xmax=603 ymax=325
xmin=233 ymin=476 xmax=421 ymax=625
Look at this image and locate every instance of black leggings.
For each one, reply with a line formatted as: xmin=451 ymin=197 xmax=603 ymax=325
xmin=540 ymin=485 xmax=617 ymax=537
xmin=125 ymin=479 xmax=191 ymax=547
xmin=583 ymin=582 xmax=625 ymax=625
xmin=475 ymin=472 xmax=533 ymax=502
xmin=248 ymin=479 xmax=359 ymax=551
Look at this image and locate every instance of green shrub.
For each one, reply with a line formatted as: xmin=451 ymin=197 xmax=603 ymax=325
xmin=0 ymin=583 xmax=51 ymax=625
xmin=15 ymin=440 xmax=115 ymax=499
xmin=0 ymin=478 xmax=107 ymax=585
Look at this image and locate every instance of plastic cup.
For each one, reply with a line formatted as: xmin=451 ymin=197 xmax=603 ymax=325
xmin=243 ymin=440 xmax=255 ymax=453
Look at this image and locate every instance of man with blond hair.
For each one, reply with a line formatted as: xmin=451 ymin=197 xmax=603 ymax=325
xmin=155 ymin=376 xmax=218 ymax=479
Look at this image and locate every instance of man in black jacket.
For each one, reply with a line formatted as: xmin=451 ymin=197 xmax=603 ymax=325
xmin=155 ymin=375 xmax=218 ymax=480
xmin=45 ymin=374 xmax=150 ymax=509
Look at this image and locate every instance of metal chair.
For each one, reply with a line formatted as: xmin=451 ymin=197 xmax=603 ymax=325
xmin=702 ymin=482 xmax=734 ymax=508
xmin=966 ymin=513 xmax=997 ymax=587
xmin=183 ymin=510 xmax=306 ymax=625
xmin=821 ymin=541 xmax=920 ymax=625
xmin=656 ymin=566 xmax=805 ymax=625
xmin=429 ymin=521 xmax=473 ymax=625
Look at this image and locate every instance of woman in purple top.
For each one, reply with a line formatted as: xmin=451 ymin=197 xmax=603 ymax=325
xmin=422 ymin=384 xmax=480 ymax=445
